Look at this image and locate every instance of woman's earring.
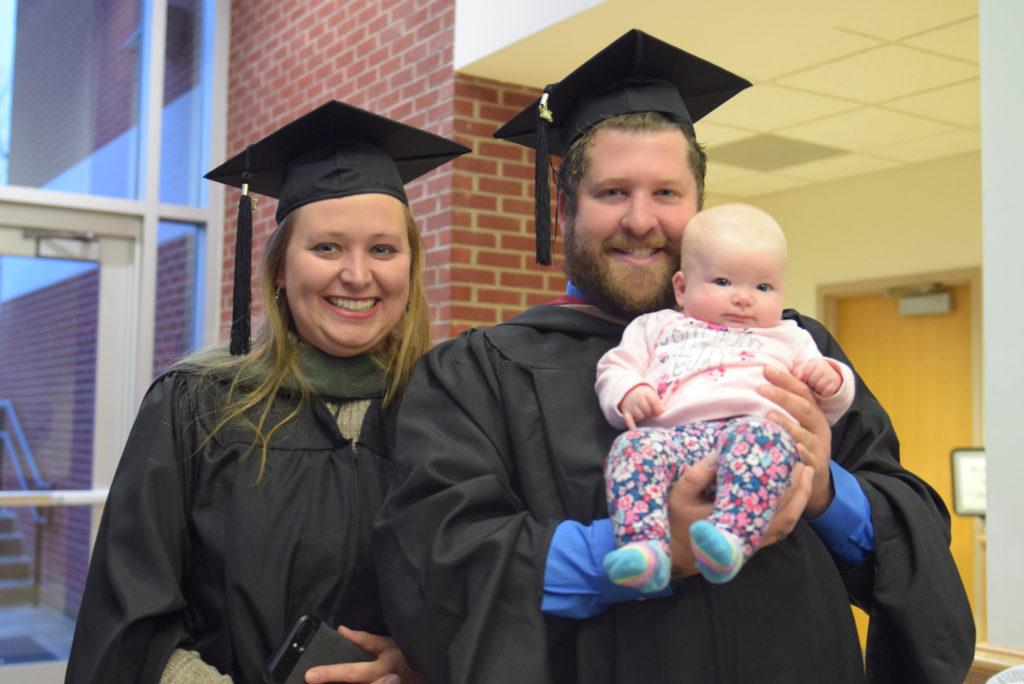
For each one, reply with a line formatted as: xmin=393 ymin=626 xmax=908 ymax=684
xmin=405 ymin=300 xmax=411 ymax=312
xmin=274 ymin=287 xmax=283 ymax=302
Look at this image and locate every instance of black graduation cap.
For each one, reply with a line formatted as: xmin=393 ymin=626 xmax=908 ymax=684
xmin=493 ymin=29 xmax=751 ymax=265
xmin=205 ymin=100 xmax=469 ymax=355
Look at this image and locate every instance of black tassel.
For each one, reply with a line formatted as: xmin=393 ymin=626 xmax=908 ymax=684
xmin=229 ymin=147 xmax=253 ymax=356
xmin=534 ymin=87 xmax=554 ymax=266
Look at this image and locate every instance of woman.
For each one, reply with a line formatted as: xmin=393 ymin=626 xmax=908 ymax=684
xmin=65 ymin=101 xmax=467 ymax=683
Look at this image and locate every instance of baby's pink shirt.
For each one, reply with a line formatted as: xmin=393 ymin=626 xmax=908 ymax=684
xmin=596 ymin=310 xmax=855 ymax=431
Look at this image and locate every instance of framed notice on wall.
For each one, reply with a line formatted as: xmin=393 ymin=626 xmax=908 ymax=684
xmin=951 ymin=448 xmax=986 ymax=517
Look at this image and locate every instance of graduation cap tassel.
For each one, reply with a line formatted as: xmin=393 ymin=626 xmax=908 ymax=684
xmin=534 ymin=87 xmax=554 ymax=266
xmin=229 ymin=146 xmax=254 ymax=356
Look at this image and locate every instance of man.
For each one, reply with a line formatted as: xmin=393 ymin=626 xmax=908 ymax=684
xmin=375 ymin=30 xmax=974 ymax=683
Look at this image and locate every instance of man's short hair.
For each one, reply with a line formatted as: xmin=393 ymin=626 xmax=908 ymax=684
xmin=555 ymin=111 xmax=707 ymax=219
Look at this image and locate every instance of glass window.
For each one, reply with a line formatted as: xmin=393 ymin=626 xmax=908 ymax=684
xmin=1 ymin=250 xmax=101 ymax=665
xmin=0 ymin=0 xmax=145 ymax=199
xmin=153 ymin=220 xmax=206 ymax=376
xmin=159 ymin=0 xmax=215 ymax=206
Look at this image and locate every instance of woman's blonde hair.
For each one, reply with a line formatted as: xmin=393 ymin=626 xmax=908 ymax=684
xmin=184 ymin=200 xmax=430 ymax=480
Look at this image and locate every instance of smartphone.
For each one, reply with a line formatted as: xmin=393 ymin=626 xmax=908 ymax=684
xmin=264 ymin=614 xmax=375 ymax=684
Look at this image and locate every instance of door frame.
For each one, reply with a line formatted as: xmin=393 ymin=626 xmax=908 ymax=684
xmin=0 ymin=214 xmax=137 ymax=680
xmin=818 ymin=266 xmax=985 ymax=639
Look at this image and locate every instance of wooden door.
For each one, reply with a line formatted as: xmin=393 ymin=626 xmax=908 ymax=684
xmin=832 ymin=283 xmax=976 ymax=645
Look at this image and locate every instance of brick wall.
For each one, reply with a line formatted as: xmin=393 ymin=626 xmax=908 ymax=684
xmin=446 ymin=73 xmax=565 ymax=336
xmin=154 ymin=233 xmax=200 ymax=376
xmin=224 ymin=0 xmax=458 ymax=342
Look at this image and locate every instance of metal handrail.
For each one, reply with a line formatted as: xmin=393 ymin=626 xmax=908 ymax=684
xmin=0 ymin=399 xmax=52 ymax=525
xmin=0 ymin=489 xmax=109 ymax=507
xmin=0 ymin=399 xmax=50 ymax=489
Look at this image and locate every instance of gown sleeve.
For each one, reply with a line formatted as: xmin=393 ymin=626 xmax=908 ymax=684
xmin=374 ymin=333 xmax=557 ymax=684
xmin=66 ymin=373 xmax=198 ymax=683
xmin=796 ymin=314 xmax=976 ymax=683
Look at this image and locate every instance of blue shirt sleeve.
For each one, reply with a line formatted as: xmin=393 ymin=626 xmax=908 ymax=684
xmin=806 ymin=460 xmax=875 ymax=567
xmin=542 ymin=518 xmax=671 ymax=619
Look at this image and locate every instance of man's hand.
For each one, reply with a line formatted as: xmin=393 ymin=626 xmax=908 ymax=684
xmin=667 ymin=454 xmax=815 ymax=575
xmin=304 ymin=627 xmax=427 ymax=684
xmin=618 ymin=384 xmax=664 ymax=430
xmin=759 ymin=364 xmax=834 ymax=518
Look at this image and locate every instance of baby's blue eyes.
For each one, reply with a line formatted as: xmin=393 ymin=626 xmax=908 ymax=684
xmin=711 ymin=279 xmax=773 ymax=292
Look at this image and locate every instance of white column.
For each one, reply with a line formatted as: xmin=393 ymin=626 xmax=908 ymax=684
xmin=980 ymin=0 xmax=1024 ymax=648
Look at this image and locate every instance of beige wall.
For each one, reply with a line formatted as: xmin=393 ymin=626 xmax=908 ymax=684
xmin=709 ymin=151 xmax=982 ymax=316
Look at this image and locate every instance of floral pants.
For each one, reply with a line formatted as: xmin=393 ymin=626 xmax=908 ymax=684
xmin=605 ymin=417 xmax=796 ymax=559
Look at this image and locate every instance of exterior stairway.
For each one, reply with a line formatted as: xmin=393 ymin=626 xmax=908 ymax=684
xmin=0 ymin=510 xmax=33 ymax=606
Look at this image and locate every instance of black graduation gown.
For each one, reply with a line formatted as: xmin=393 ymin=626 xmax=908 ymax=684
xmin=375 ymin=305 xmax=975 ymax=684
xmin=66 ymin=370 xmax=392 ymax=683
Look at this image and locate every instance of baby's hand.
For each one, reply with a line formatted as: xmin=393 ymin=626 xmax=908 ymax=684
xmin=795 ymin=359 xmax=842 ymax=398
xmin=618 ymin=384 xmax=664 ymax=430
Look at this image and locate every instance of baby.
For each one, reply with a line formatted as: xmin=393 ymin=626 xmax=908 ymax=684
xmin=596 ymin=203 xmax=854 ymax=589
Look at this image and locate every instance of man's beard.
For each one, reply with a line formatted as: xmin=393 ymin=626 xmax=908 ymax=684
xmin=563 ymin=216 xmax=679 ymax=320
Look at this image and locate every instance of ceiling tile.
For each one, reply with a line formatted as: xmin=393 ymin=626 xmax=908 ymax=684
xmin=695 ymin=122 xmax=755 ymax=148
xmin=706 ymin=162 xmax=759 ymax=184
xmin=774 ymin=153 xmax=899 ymax=182
xmin=776 ymin=45 xmax=978 ymax=103
xmin=710 ymin=134 xmax=845 ymax=171
xmin=707 ymin=172 xmax=808 ymax=198
xmin=830 ymin=0 xmax=976 ymax=41
xmin=904 ymin=17 xmax=978 ymax=63
xmin=868 ymin=128 xmax=980 ymax=163
xmin=703 ymin=84 xmax=859 ymax=131
xmin=885 ymin=79 xmax=979 ymax=127
xmin=779 ymin=107 xmax=953 ymax=150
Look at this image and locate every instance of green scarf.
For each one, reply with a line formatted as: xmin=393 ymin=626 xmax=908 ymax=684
xmin=184 ymin=343 xmax=387 ymax=401
xmin=291 ymin=343 xmax=386 ymax=401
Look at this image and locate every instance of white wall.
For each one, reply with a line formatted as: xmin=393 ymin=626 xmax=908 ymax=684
xmin=980 ymin=0 xmax=1024 ymax=650
xmin=716 ymin=152 xmax=982 ymax=316
xmin=453 ymin=0 xmax=602 ymax=69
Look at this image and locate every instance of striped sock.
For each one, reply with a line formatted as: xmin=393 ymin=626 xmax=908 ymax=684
xmin=690 ymin=520 xmax=744 ymax=584
xmin=603 ymin=540 xmax=671 ymax=593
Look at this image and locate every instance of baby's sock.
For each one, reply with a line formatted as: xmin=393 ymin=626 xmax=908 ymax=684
xmin=603 ymin=540 xmax=671 ymax=593
xmin=690 ymin=519 xmax=744 ymax=584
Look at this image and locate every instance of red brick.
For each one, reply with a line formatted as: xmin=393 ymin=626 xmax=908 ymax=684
xmin=451 ymin=266 xmax=496 ymax=285
xmin=500 ymin=234 xmax=536 ymax=252
xmin=452 ymin=229 xmax=495 ymax=248
xmin=452 ymin=305 xmax=498 ymax=323
xmin=458 ymin=157 xmax=498 ymax=176
xmin=502 ymin=161 xmax=535 ymax=181
xmin=503 ymin=89 xmax=538 ymax=108
xmin=477 ymin=103 xmax=522 ymax=124
xmin=478 ymin=140 xmax=524 ymax=161
xmin=500 ymin=272 xmax=544 ymax=289
xmin=478 ymin=177 xmax=523 ymax=196
xmin=526 ymin=292 xmax=554 ymax=306
xmin=455 ymin=81 xmax=499 ymax=103
xmin=501 ymin=197 xmax=534 ymax=215
xmin=478 ymin=288 xmax=523 ymax=306
xmin=454 ymin=118 xmax=496 ymax=137
xmin=451 ymin=246 xmax=473 ymax=264
xmin=455 ymin=192 xmax=497 ymax=211
xmin=477 ymin=213 xmax=521 ymax=232
xmin=477 ymin=250 xmax=522 ymax=269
